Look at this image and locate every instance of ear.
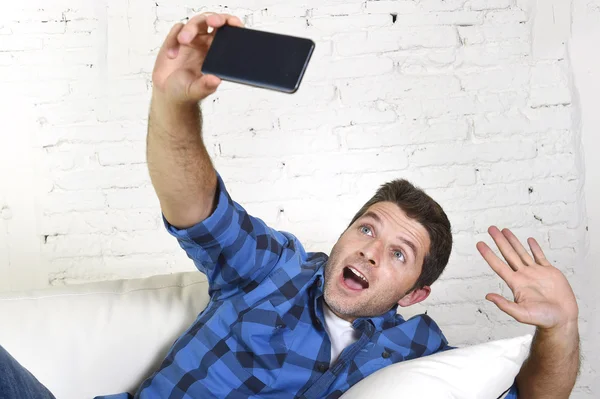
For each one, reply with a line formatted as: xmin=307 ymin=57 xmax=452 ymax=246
xmin=397 ymin=286 xmax=431 ymax=307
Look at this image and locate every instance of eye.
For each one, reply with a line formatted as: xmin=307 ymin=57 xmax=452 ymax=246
xmin=393 ymin=250 xmax=406 ymax=262
xmin=360 ymin=225 xmax=373 ymax=236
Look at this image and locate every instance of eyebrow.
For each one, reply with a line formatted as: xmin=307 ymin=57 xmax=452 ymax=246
xmin=361 ymin=211 xmax=418 ymax=258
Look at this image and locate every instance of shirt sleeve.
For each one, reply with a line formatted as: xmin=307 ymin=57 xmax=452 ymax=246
xmin=501 ymin=381 xmax=518 ymax=398
xmin=162 ymin=172 xmax=292 ymax=297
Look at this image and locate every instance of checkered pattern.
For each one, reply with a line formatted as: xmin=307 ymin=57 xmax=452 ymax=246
xmin=95 ymin=172 xmax=518 ymax=399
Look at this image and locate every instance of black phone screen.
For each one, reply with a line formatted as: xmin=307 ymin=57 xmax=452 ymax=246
xmin=201 ymin=25 xmax=315 ymax=93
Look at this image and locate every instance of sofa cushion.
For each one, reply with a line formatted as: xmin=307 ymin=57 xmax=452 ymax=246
xmin=0 ymin=272 xmax=209 ymax=399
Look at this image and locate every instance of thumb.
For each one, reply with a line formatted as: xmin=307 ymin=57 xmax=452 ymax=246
xmin=486 ymin=293 xmax=530 ymax=325
xmin=188 ymin=74 xmax=221 ymax=101
xmin=165 ymin=70 xmax=221 ymax=103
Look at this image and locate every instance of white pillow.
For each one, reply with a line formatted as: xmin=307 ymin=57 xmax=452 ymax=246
xmin=340 ymin=334 xmax=532 ymax=399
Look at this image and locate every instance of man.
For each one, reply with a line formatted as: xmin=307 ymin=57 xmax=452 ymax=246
xmin=0 ymin=12 xmax=580 ymax=399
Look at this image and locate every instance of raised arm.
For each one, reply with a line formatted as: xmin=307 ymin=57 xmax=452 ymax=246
xmin=147 ymin=13 xmax=243 ymax=229
xmin=477 ymin=227 xmax=580 ymax=398
xmin=146 ymin=13 xmax=297 ymax=297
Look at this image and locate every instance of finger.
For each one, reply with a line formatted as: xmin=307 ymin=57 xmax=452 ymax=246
xmin=224 ymin=15 xmax=245 ymax=28
xmin=487 ymin=226 xmax=523 ymax=271
xmin=187 ymin=74 xmax=222 ymax=101
xmin=502 ymin=228 xmax=535 ymax=266
xmin=486 ymin=294 xmax=531 ymax=325
xmin=476 ymin=241 xmax=517 ymax=286
xmin=528 ymin=237 xmax=551 ymax=266
xmin=161 ymin=23 xmax=185 ymax=59
xmin=178 ymin=13 xmax=220 ymax=45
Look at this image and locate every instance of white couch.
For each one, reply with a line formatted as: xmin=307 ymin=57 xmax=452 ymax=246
xmin=0 ymin=272 xmax=532 ymax=399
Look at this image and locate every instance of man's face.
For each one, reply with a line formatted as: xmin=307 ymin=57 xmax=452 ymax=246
xmin=323 ymin=201 xmax=432 ymax=322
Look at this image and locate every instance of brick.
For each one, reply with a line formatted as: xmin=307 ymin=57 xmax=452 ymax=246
xmin=227 ymin=176 xmax=347 ymax=203
xmin=338 ymin=116 xmax=469 ymax=148
xmin=528 ymin=178 xmax=579 ymax=204
xmin=309 ymin=14 xmax=392 ymax=34
xmin=284 ymin=149 xmax=409 ymax=177
xmin=441 ymin=324 xmax=494 ymax=346
xmin=427 ymin=183 xmax=531 ymax=211
xmin=457 ymin=65 xmax=530 ymax=91
xmin=529 ymin=86 xmax=572 ymax=108
xmin=476 ymin=154 xmax=578 ymax=184
xmin=213 ymin=157 xmax=285 ymax=183
xmin=428 ymin=276 xmax=505 ymax=304
xmin=535 ymin=130 xmax=574 ymax=155
xmin=104 ymin=186 xmax=160 ymax=209
xmin=393 ymin=95 xmax=484 ymax=119
xmin=43 ymin=234 xmax=103 ymax=258
xmin=391 ymin=48 xmax=458 ymax=72
xmin=210 ymin=84 xmax=336 ymax=115
xmin=42 ymin=191 xmax=106 ymax=214
xmin=279 ymin=106 xmax=397 ymax=131
xmin=339 ymin=74 xmax=462 ymax=103
xmin=338 ymin=27 xmax=459 ymax=56
xmin=473 ymin=106 xmax=572 ymax=136
xmin=9 ymin=21 xmax=67 ymax=35
xmin=105 ymin=230 xmax=180 ymax=256
xmin=218 ymin=129 xmax=339 ymax=158
xmin=458 ymin=24 xmax=529 ymax=45
xmin=549 ymin=228 xmax=581 ymax=250
xmin=442 ymin=254 xmax=498 ymax=279
xmin=364 ymin=1 xmax=419 ymax=14
xmin=466 ymin=0 xmax=515 ymax=11
xmin=395 ymin=27 xmax=459 ymax=48
xmin=419 ymin=0 xmax=468 ymax=12
xmin=35 ymin=121 xmax=146 ymax=148
xmin=424 ymin=303 xmax=487 ymax=326
xmin=41 ymin=210 xmax=159 ymax=235
xmin=0 ymin=35 xmax=44 ymax=51
xmin=203 ymin=109 xmax=277 ymax=136
xmin=306 ymin=55 xmax=394 ymax=81
xmin=55 ymin=165 xmax=150 ymax=190
xmin=310 ymin=3 xmax=365 ymax=17
xmin=42 ymin=32 xmax=97 ymax=49
xmin=460 ymin=42 xmax=530 ymax=66
xmin=484 ymin=8 xmax=529 ymax=24
xmin=96 ymin=145 xmax=146 ymax=166
xmin=486 ymin=322 xmax=535 ymax=343
xmin=409 ymin=140 xmax=537 ymax=167
xmin=334 ymin=32 xmax=399 ymax=56
xmin=392 ymin=11 xmax=484 ymax=27
xmin=531 ymin=61 xmax=570 ymax=87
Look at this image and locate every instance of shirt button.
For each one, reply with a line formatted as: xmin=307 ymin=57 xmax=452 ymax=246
xmin=318 ymin=364 xmax=328 ymax=372
xmin=382 ymin=351 xmax=391 ymax=359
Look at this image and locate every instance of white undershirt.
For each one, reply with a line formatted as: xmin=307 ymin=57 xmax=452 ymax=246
xmin=323 ymin=303 xmax=360 ymax=366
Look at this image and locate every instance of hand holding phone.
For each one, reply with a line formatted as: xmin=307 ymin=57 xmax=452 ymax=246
xmin=152 ymin=13 xmax=244 ymax=105
xmin=201 ymin=25 xmax=315 ymax=93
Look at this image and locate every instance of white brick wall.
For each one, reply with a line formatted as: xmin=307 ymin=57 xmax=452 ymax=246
xmin=0 ymin=0 xmax=596 ymax=395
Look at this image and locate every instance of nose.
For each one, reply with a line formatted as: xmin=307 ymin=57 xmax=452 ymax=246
xmin=359 ymin=240 xmax=382 ymax=267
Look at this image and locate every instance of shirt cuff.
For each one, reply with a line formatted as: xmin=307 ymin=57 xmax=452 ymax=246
xmin=162 ymin=172 xmax=232 ymax=247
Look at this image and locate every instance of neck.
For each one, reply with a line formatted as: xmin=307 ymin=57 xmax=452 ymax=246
xmin=323 ymin=301 xmax=356 ymax=323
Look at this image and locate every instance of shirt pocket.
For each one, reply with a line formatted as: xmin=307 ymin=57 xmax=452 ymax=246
xmin=229 ymin=298 xmax=290 ymax=381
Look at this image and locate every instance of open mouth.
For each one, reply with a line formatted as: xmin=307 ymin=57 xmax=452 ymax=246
xmin=342 ymin=266 xmax=369 ymax=291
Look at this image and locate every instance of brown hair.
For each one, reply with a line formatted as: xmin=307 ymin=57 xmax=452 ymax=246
xmin=347 ymin=179 xmax=452 ymax=292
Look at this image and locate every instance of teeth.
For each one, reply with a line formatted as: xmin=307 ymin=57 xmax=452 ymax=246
xmin=349 ymin=267 xmax=368 ymax=283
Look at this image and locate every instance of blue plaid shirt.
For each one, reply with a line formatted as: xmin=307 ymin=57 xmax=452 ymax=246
xmin=98 ymin=172 xmax=518 ymax=399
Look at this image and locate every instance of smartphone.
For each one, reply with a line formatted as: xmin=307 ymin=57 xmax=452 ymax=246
xmin=201 ymin=25 xmax=315 ymax=94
